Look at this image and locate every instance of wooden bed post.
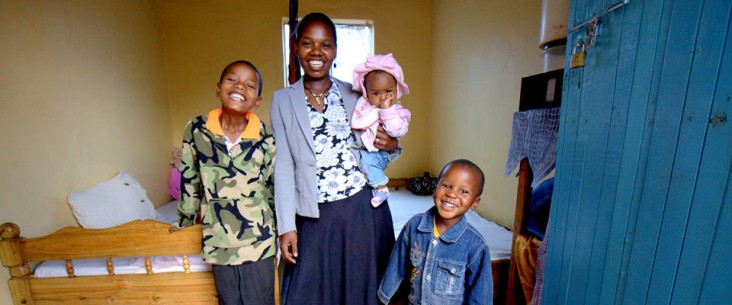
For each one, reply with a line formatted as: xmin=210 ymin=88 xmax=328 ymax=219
xmin=506 ymin=159 xmax=532 ymax=305
xmin=1 ymin=223 xmax=34 ymax=305
xmin=506 ymin=68 xmax=563 ymax=305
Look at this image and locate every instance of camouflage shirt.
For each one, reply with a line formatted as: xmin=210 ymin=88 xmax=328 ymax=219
xmin=173 ymin=109 xmax=276 ymax=265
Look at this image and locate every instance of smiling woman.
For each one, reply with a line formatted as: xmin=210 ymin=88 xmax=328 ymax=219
xmin=282 ymin=18 xmax=374 ymax=86
xmin=270 ymin=12 xmax=399 ymax=305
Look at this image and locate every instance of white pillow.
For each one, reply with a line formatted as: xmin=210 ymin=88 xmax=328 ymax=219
xmin=68 ymin=171 xmax=157 ymax=228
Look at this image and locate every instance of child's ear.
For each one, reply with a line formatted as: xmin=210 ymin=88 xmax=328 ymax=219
xmin=216 ymin=82 xmax=221 ymax=97
xmin=254 ymin=96 xmax=262 ymax=109
xmin=471 ymin=196 xmax=481 ymax=210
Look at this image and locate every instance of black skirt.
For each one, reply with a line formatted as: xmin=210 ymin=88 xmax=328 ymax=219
xmin=281 ymin=187 xmax=396 ymax=305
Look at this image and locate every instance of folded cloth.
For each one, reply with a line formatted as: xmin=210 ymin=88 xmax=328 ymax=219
xmin=516 ymin=234 xmax=542 ymax=303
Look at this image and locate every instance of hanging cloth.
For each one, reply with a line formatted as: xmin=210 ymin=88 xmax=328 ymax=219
xmin=504 ymin=107 xmax=561 ymax=186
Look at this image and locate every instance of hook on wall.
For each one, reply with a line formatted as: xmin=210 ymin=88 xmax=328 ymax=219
xmin=585 ymin=18 xmax=600 ymax=49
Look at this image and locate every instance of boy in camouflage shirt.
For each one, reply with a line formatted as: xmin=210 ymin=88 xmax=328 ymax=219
xmin=170 ymin=60 xmax=276 ymax=305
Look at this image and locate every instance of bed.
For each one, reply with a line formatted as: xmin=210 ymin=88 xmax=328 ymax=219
xmin=0 ymin=220 xmax=215 ymax=304
xmin=0 ymin=170 xmax=220 ymax=305
xmin=1 ymin=178 xmax=514 ymax=305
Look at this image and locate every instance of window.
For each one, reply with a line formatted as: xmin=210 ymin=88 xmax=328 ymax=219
xmin=282 ymin=18 xmax=374 ymax=86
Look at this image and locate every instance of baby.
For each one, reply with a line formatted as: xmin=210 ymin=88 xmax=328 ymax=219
xmin=351 ymin=53 xmax=412 ymax=207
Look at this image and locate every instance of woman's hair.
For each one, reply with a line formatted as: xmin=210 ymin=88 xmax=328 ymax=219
xmin=219 ymin=60 xmax=263 ymax=97
xmin=437 ymin=159 xmax=486 ymax=196
xmin=294 ymin=12 xmax=337 ymax=46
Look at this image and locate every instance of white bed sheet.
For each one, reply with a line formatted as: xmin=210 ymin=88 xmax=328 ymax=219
xmin=34 ymin=200 xmax=211 ymax=278
xmin=387 ymin=189 xmax=512 ymax=261
xmin=37 ymin=192 xmax=512 ymax=278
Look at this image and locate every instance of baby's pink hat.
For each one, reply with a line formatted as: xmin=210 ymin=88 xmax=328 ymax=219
xmin=352 ymin=53 xmax=409 ymax=99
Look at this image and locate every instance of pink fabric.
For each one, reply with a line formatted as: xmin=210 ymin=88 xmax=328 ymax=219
xmin=351 ymin=97 xmax=411 ymax=152
xmin=352 ymin=53 xmax=409 ymax=99
xmin=169 ymin=167 xmax=181 ymax=200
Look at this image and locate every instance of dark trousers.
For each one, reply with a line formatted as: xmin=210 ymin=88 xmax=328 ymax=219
xmin=280 ymin=187 xmax=396 ymax=305
xmin=212 ymin=258 xmax=275 ymax=305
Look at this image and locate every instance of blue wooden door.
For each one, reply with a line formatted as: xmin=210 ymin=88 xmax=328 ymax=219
xmin=543 ymin=0 xmax=732 ymax=304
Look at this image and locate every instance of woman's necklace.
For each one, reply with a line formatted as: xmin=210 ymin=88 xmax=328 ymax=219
xmin=305 ymin=86 xmax=325 ymax=105
xmin=304 ymin=82 xmax=331 ymax=105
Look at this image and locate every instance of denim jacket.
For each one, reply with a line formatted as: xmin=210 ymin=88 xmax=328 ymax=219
xmin=378 ymin=207 xmax=493 ymax=304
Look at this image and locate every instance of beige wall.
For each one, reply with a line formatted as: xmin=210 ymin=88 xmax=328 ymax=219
xmin=156 ymin=0 xmax=434 ymax=179
xmin=153 ymin=0 xmax=288 ymax=144
xmin=0 ymin=1 xmax=172 ymax=304
xmin=430 ymin=0 xmax=543 ymax=227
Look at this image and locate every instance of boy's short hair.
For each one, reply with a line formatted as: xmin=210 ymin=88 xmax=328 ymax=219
xmin=294 ymin=12 xmax=337 ymax=46
xmin=437 ymin=159 xmax=485 ymax=196
xmin=219 ymin=60 xmax=263 ymax=97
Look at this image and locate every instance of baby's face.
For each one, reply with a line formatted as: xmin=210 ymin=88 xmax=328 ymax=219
xmin=364 ymin=71 xmax=397 ymax=108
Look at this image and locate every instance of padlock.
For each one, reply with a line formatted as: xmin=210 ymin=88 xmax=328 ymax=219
xmin=570 ymin=52 xmax=586 ymax=68
xmin=570 ymin=36 xmax=586 ymax=68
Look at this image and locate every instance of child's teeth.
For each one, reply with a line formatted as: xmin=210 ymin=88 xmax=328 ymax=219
xmin=231 ymin=93 xmax=244 ymax=101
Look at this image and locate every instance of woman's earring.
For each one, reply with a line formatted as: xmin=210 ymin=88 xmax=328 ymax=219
xmin=334 ymin=62 xmax=337 ymax=68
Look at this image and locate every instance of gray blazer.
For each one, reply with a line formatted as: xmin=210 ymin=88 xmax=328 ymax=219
xmin=270 ymin=78 xmax=363 ymax=234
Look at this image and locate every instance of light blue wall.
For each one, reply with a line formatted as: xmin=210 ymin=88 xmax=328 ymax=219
xmin=543 ymin=0 xmax=732 ymax=304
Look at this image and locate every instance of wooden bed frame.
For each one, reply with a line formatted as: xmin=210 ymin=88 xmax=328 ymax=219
xmin=0 ymin=220 xmax=217 ymax=305
xmin=1 ymin=178 xmax=516 ymax=305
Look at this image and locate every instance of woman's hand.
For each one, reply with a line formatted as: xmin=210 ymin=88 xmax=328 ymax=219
xmin=279 ymin=231 xmax=299 ymax=264
xmin=374 ymin=126 xmax=398 ymax=152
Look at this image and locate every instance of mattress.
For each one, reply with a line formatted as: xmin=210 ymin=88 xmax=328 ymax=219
xmin=34 ymin=200 xmax=211 ymax=278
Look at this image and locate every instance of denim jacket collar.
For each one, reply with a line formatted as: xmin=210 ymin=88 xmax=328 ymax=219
xmin=417 ymin=207 xmax=469 ymax=243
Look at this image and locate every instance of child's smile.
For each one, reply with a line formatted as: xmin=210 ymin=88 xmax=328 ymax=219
xmin=217 ymin=63 xmax=261 ymax=114
xmin=229 ymin=92 xmax=245 ymax=102
xmin=432 ymin=164 xmax=482 ymax=230
xmin=440 ymin=200 xmax=459 ymax=210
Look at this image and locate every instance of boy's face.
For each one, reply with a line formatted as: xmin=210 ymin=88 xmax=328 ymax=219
xmin=432 ymin=164 xmax=482 ymax=226
xmin=217 ymin=63 xmax=261 ymax=114
xmin=364 ymin=71 xmax=396 ymax=108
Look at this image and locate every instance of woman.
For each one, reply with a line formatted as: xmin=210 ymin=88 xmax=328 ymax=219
xmin=270 ymin=12 xmax=400 ymax=305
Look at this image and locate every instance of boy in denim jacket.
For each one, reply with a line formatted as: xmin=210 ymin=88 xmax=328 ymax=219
xmin=378 ymin=159 xmax=493 ymax=304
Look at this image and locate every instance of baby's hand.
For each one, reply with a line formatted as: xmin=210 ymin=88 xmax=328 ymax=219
xmin=381 ymin=94 xmax=395 ymax=109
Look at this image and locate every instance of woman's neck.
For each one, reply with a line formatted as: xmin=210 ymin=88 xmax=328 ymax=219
xmin=303 ymin=76 xmax=332 ymax=93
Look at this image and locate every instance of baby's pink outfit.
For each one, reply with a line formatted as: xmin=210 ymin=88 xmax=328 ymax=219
xmin=351 ymin=53 xmax=411 ymax=207
xmin=351 ymin=53 xmax=412 ymax=150
xmin=351 ymin=98 xmax=411 ymax=151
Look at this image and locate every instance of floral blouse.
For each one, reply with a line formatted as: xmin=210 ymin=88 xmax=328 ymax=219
xmin=306 ymin=81 xmax=366 ymax=203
